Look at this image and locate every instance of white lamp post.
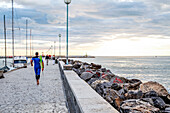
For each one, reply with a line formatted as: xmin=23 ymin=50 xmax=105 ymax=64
xmin=59 ymin=34 xmax=61 ymax=58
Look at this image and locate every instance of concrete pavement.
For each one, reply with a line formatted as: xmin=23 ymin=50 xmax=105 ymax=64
xmin=0 ymin=61 xmax=68 ymax=113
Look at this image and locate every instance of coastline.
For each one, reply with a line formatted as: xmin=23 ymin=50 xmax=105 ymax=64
xmin=72 ymin=56 xmax=170 ymax=93
xmin=68 ymin=59 xmax=170 ymax=112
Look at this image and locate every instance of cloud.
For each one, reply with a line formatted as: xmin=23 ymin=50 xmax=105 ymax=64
xmin=0 ymin=0 xmax=170 ymax=55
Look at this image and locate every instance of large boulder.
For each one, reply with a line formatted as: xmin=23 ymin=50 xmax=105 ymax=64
xmin=140 ymin=81 xmax=169 ymax=97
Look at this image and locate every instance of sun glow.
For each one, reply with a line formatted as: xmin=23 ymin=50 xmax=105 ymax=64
xmin=91 ymin=37 xmax=170 ymax=56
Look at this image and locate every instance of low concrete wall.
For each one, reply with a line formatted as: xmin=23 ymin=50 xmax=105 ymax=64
xmin=58 ymin=61 xmax=119 ymax=113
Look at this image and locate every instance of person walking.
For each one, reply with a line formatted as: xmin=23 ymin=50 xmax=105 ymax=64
xmin=52 ymin=55 xmax=55 ymax=65
xmin=45 ymin=54 xmax=49 ymax=65
xmin=31 ymin=52 xmax=44 ymax=85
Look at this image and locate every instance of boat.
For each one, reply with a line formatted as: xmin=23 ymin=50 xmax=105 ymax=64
xmin=14 ymin=56 xmax=27 ymax=68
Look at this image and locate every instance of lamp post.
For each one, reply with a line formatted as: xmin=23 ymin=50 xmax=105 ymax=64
xmin=4 ymin=15 xmax=7 ymax=67
xmin=64 ymin=0 xmax=71 ymax=65
xmin=59 ymin=34 xmax=61 ymax=58
xmin=51 ymin=45 xmax=53 ymax=56
xmin=54 ymin=41 xmax=56 ymax=56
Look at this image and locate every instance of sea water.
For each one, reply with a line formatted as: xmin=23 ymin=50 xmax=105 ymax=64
xmin=73 ymin=56 xmax=170 ymax=93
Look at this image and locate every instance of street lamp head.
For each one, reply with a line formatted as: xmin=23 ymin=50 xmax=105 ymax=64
xmin=64 ymin=0 xmax=71 ymax=4
xmin=59 ymin=34 xmax=61 ymax=37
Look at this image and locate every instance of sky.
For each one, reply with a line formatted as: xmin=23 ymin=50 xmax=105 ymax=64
xmin=0 ymin=0 xmax=170 ymax=56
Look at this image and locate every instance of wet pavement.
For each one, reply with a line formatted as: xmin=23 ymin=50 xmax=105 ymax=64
xmin=0 ymin=61 xmax=68 ymax=113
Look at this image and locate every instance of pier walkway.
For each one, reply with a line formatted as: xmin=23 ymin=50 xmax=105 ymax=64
xmin=0 ymin=61 xmax=68 ymax=113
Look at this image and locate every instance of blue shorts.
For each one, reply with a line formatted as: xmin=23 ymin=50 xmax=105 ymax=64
xmin=34 ymin=67 xmax=41 ymax=75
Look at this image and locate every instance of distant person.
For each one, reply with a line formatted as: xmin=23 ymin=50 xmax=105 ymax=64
xmin=52 ymin=55 xmax=55 ymax=65
xmin=31 ymin=52 xmax=44 ymax=85
xmin=45 ymin=54 xmax=49 ymax=65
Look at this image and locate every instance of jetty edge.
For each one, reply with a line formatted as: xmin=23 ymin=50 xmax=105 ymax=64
xmin=58 ymin=59 xmax=170 ymax=113
xmin=58 ymin=60 xmax=119 ymax=113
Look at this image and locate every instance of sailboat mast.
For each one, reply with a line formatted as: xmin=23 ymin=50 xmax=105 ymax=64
xmin=12 ymin=0 xmax=14 ymax=67
xmin=30 ymin=29 xmax=31 ymax=57
xmin=4 ymin=15 xmax=7 ymax=67
xmin=32 ymin=36 xmax=34 ymax=56
xmin=26 ymin=20 xmax=28 ymax=57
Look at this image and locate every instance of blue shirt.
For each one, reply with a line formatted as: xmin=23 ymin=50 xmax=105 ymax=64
xmin=32 ymin=57 xmax=42 ymax=69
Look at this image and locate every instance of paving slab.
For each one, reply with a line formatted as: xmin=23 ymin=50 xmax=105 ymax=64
xmin=0 ymin=61 xmax=68 ymax=113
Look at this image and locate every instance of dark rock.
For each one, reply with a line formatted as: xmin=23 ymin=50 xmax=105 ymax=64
xmin=162 ymin=107 xmax=170 ymax=113
xmin=111 ymin=83 xmax=122 ymax=90
xmin=152 ymin=97 xmax=166 ymax=110
xmin=125 ymin=90 xmax=143 ymax=99
xmin=83 ymin=62 xmax=89 ymax=65
xmin=144 ymin=91 xmax=158 ymax=98
xmin=61 ymin=59 xmax=73 ymax=64
xmin=87 ymin=78 xmax=98 ymax=85
xmin=160 ymin=95 xmax=170 ymax=104
xmin=80 ymin=72 xmax=94 ymax=81
xmin=128 ymin=79 xmax=142 ymax=84
xmin=95 ymin=82 xmax=113 ymax=97
xmin=101 ymin=68 xmax=106 ymax=72
xmin=72 ymin=63 xmax=81 ymax=69
xmin=120 ymin=99 xmax=160 ymax=113
xmin=91 ymin=63 xmax=102 ymax=70
xmin=104 ymin=88 xmax=124 ymax=109
xmin=118 ymin=89 xmax=127 ymax=96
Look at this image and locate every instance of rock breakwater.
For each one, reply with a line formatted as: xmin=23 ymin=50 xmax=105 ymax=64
xmin=68 ymin=60 xmax=170 ymax=113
